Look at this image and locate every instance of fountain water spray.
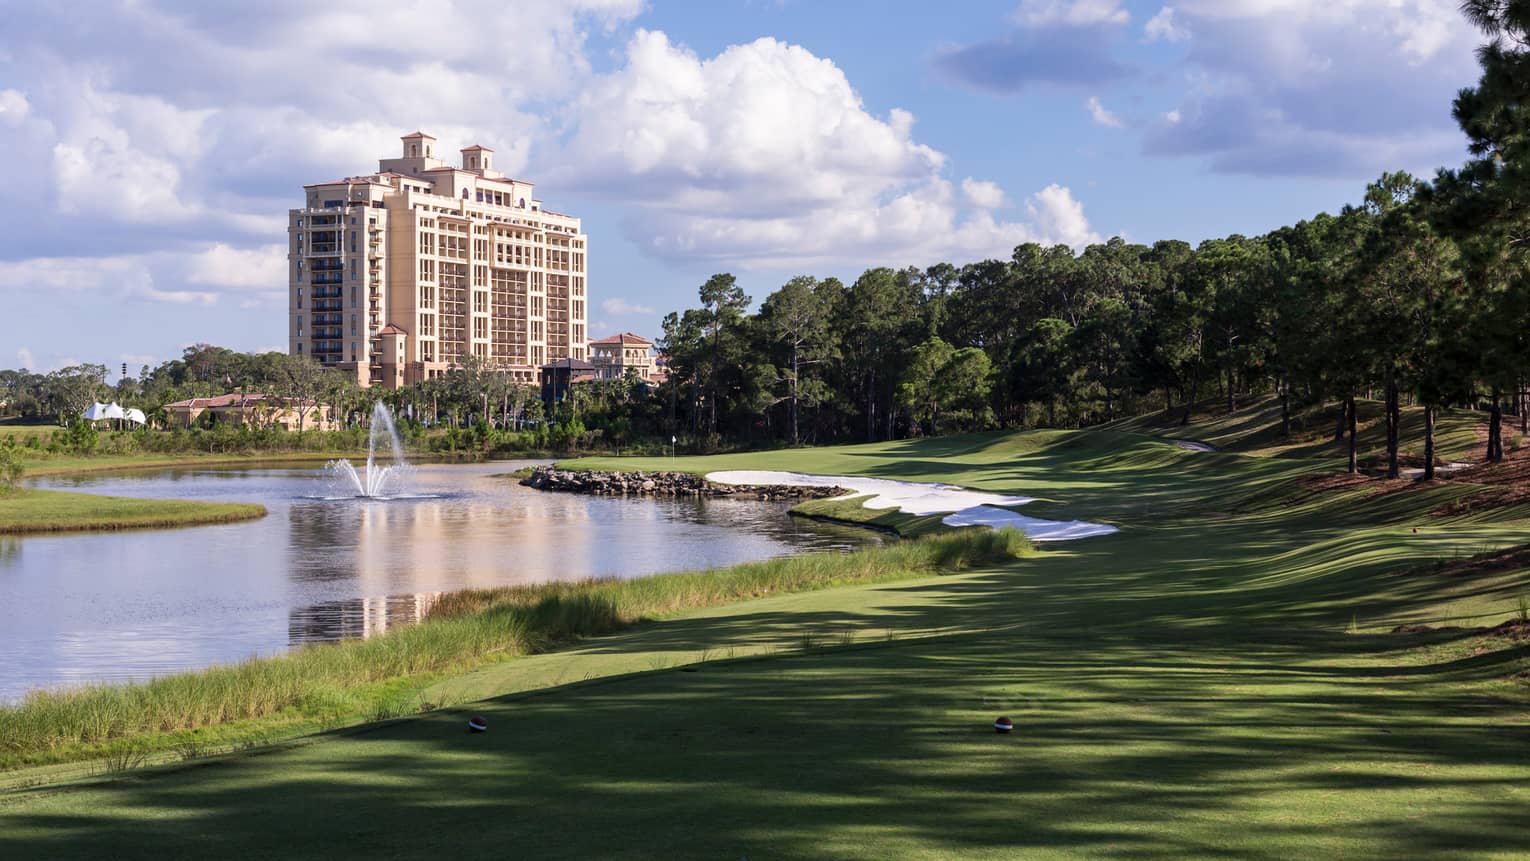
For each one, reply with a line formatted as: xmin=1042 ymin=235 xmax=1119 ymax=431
xmin=326 ymin=402 xmax=410 ymax=498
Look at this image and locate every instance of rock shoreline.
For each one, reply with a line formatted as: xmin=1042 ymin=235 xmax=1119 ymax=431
xmin=520 ymin=466 xmax=851 ymax=502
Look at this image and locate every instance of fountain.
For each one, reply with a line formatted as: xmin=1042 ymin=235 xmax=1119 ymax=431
xmin=326 ymin=402 xmax=410 ymax=498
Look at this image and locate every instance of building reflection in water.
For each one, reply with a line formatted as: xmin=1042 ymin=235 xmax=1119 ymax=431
xmin=289 ymin=592 xmax=443 ymax=645
xmin=278 ymin=470 xmax=881 ymax=650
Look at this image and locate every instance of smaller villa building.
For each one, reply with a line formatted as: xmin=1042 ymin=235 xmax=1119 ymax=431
xmin=164 ymin=394 xmax=340 ymax=431
xmin=589 ymin=333 xmax=666 ymax=384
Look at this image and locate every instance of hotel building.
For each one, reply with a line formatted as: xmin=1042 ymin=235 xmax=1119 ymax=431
xmin=288 ymin=132 xmax=589 ymax=388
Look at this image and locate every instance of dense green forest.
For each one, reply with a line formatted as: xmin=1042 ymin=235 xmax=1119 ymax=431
xmin=6 ymin=3 xmax=1530 ymax=472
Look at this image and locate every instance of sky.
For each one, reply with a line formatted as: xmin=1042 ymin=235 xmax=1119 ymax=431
xmin=0 ymin=0 xmax=1487 ymax=378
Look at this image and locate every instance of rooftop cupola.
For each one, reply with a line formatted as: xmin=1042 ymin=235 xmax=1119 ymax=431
xmin=401 ymin=131 xmax=436 ymax=160
xmin=461 ymin=145 xmax=493 ymax=172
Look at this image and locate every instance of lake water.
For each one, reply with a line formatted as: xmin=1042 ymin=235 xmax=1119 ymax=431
xmin=1 ymin=462 xmax=880 ymax=702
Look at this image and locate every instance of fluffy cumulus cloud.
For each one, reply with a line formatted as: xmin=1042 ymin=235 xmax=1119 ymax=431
xmin=0 ymin=0 xmax=1103 ymax=365
xmin=961 ymin=179 xmax=1008 ymax=210
xmin=936 ymin=0 xmax=1133 ymax=92
xmin=1139 ymin=0 xmax=1480 ymax=176
xmin=0 ymin=0 xmax=643 ymax=291
xmin=558 ymin=31 xmax=1099 ymax=266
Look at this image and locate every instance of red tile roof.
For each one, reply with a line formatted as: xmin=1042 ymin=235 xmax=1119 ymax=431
xmin=401 ymin=131 xmax=436 ymax=140
xmin=165 ymin=394 xmax=270 ymax=409
xmin=378 ymin=324 xmax=408 ymax=336
xmin=461 ymin=145 xmax=494 ymax=152
xmin=590 ymin=332 xmax=654 ymax=346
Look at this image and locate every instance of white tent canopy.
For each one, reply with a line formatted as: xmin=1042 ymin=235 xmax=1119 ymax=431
xmin=82 ymin=402 xmax=138 ymax=424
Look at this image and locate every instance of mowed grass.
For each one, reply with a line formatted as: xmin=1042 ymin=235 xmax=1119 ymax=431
xmin=1113 ymin=395 xmax=1490 ymax=462
xmin=0 ymin=488 xmax=266 ymax=534
xmin=0 ymin=422 xmax=58 ymax=442
xmin=0 ymin=529 xmax=1025 ymax=771
xmin=4 ymin=422 xmax=1530 ymax=858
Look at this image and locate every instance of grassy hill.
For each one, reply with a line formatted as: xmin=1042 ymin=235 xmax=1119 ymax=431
xmin=1111 ymin=394 xmax=1491 ymax=463
xmin=3 ymin=412 xmax=1530 ymax=859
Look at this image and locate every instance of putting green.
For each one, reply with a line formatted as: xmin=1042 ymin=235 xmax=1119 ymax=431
xmin=4 ymin=420 xmax=1530 ymax=859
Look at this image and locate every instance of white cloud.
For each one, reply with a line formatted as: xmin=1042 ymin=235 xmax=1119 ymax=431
xmin=16 ymin=347 xmax=36 ymax=371
xmin=1026 ymin=185 xmax=1102 ymax=248
xmin=961 ymin=178 xmax=1008 ymax=209
xmin=0 ymin=89 xmax=30 ymax=126
xmin=1142 ymin=0 xmax=1479 ymax=176
xmin=1013 ymin=0 xmax=1130 ymax=27
xmin=559 ymin=31 xmax=943 ymax=216
xmin=130 ymin=286 xmax=217 ymax=305
xmin=185 ymin=243 xmax=286 ymax=291
xmin=1086 ymin=96 xmax=1125 ymax=128
xmin=1144 ymin=7 xmax=1189 ymax=41
xmin=559 ymin=30 xmax=1102 ymax=266
xmin=0 ymin=245 xmax=285 ymax=307
xmin=602 ymin=298 xmax=656 ymax=315
xmin=0 ymin=255 xmax=149 ymax=292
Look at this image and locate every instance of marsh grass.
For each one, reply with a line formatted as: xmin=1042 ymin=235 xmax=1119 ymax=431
xmin=0 ymin=528 xmax=1027 ymax=769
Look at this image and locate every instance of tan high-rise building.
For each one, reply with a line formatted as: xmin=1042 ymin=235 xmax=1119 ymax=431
xmin=288 ymin=132 xmax=589 ymax=388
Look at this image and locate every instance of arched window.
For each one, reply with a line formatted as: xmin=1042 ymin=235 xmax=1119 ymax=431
xmin=518 ymin=198 xmax=526 ymax=208
xmin=462 ymin=188 xmax=469 ymax=199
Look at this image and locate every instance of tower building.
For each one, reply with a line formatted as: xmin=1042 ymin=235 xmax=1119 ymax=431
xmin=288 ymin=132 xmax=589 ymax=388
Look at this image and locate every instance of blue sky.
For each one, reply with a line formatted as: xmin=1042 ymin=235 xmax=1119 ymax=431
xmin=0 ymin=0 xmax=1483 ymax=377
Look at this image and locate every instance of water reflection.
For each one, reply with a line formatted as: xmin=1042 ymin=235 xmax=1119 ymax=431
xmin=289 ymin=593 xmax=443 ymax=643
xmin=5 ymin=462 xmax=880 ymax=700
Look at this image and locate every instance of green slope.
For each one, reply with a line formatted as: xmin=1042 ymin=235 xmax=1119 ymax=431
xmin=4 ymin=426 xmax=1530 ymax=859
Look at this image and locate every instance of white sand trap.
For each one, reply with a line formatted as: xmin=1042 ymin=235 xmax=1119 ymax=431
xmin=706 ymin=470 xmax=1118 ymax=542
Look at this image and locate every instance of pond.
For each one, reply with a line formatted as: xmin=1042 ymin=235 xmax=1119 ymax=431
xmin=1 ymin=462 xmax=881 ymax=702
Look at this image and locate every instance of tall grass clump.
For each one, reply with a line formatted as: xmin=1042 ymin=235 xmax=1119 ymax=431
xmin=429 ymin=527 xmax=1029 ymax=622
xmin=0 ymin=528 xmax=1027 ymax=768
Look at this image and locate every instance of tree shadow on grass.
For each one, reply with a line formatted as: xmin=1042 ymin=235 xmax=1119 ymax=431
xmin=7 ymin=467 xmax=1530 ymax=858
xmin=4 ymin=628 xmax=1529 ymax=860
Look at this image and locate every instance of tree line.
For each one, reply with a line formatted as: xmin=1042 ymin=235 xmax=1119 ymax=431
xmin=653 ymin=3 xmax=1530 ymax=479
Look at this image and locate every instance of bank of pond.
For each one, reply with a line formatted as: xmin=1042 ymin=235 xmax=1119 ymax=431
xmin=0 ymin=528 xmax=1027 ymax=771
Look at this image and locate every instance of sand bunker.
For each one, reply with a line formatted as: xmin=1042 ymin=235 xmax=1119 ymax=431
xmin=705 ymin=471 xmax=1118 ymax=542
